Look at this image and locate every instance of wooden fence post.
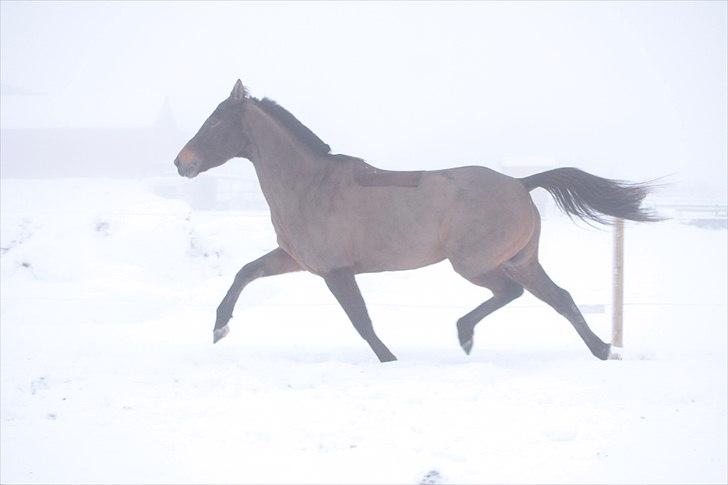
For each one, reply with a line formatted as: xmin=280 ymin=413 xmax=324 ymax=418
xmin=610 ymin=218 xmax=624 ymax=359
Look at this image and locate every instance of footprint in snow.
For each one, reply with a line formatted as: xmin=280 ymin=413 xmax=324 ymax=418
xmin=31 ymin=376 xmax=49 ymax=395
xmin=419 ymin=469 xmax=443 ymax=484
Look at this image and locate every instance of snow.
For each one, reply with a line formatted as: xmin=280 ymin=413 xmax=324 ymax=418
xmin=1 ymin=178 xmax=726 ymax=484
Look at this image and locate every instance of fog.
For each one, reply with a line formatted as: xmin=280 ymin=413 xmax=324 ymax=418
xmin=1 ymin=1 xmax=726 ymax=192
xmin=2 ymin=4 xmax=728 ymax=482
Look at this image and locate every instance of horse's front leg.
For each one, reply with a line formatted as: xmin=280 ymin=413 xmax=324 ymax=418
xmin=323 ymin=268 xmax=397 ymax=362
xmin=213 ymin=247 xmax=301 ymax=343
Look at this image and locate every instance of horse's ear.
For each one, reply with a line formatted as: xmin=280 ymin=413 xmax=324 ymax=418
xmin=230 ymin=79 xmax=247 ymax=102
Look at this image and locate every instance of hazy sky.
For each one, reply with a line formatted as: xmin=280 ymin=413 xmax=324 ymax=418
xmin=1 ymin=1 xmax=726 ymax=187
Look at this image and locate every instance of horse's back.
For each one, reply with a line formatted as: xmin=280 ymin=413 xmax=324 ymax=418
xmin=352 ymin=163 xmax=425 ymax=188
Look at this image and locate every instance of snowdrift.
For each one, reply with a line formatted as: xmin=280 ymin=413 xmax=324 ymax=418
xmin=1 ymin=177 xmax=726 ymax=484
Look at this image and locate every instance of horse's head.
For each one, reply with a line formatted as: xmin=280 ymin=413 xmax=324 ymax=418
xmin=174 ymin=80 xmax=250 ymax=178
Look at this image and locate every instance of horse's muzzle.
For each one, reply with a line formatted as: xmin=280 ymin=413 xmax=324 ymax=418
xmin=174 ymin=147 xmax=200 ymax=178
xmin=174 ymin=158 xmax=199 ymax=178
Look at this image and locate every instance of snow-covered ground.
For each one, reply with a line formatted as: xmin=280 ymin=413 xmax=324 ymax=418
xmin=1 ymin=178 xmax=726 ymax=484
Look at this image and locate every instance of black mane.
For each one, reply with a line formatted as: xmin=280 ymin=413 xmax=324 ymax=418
xmin=256 ymin=97 xmax=331 ymax=155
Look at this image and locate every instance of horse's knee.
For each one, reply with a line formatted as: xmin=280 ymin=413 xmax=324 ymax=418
xmin=234 ymin=261 xmax=263 ymax=284
xmin=234 ymin=264 xmax=252 ymax=282
xmin=505 ymin=284 xmax=524 ymax=301
xmin=491 ymin=280 xmax=523 ymax=303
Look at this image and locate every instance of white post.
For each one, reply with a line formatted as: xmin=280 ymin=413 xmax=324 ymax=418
xmin=610 ymin=218 xmax=624 ymax=359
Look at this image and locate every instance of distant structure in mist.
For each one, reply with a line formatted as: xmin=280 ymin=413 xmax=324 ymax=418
xmin=0 ymin=93 xmax=183 ymax=178
xmin=0 ymin=92 xmax=267 ymax=210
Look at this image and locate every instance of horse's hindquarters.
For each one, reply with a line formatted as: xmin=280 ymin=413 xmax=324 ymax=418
xmin=441 ymin=168 xmax=539 ymax=279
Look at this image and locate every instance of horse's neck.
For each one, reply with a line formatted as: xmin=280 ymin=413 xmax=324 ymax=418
xmin=245 ymin=102 xmax=330 ymax=208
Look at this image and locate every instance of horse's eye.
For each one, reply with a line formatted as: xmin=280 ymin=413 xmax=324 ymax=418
xmin=210 ymin=117 xmax=222 ymax=127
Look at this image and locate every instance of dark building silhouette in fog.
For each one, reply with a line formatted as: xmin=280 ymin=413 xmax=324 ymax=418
xmin=1 ymin=96 xmax=184 ymax=178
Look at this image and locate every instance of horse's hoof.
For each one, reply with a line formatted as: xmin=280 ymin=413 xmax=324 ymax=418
xmin=213 ymin=326 xmax=230 ymax=343
xmin=608 ymin=345 xmax=622 ymax=360
xmin=457 ymin=320 xmax=474 ymax=355
xmin=377 ymin=349 xmax=398 ymax=363
xmin=594 ymin=343 xmax=611 ymax=360
xmin=461 ymin=338 xmax=473 ymax=355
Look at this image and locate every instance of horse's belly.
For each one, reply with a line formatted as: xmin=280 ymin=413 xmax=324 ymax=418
xmin=349 ymin=185 xmax=449 ymax=273
xmin=353 ymin=236 xmax=446 ymax=273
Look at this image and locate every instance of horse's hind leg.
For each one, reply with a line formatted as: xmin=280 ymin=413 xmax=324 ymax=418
xmin=505 ymin=259 xmax=611 ymax=360
xmin=455 ymin=269 xmax=524 ymax=354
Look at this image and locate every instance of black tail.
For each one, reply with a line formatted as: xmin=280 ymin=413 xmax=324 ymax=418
xmin=520 ymin=167 xmax=661 ymax=225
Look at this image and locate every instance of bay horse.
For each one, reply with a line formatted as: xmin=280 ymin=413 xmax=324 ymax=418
xmin=174 ymin=80 xmax=658 ymax=362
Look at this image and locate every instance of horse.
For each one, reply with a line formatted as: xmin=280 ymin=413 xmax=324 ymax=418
xmin=173 ymin=79 xmax=659 ymax=362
